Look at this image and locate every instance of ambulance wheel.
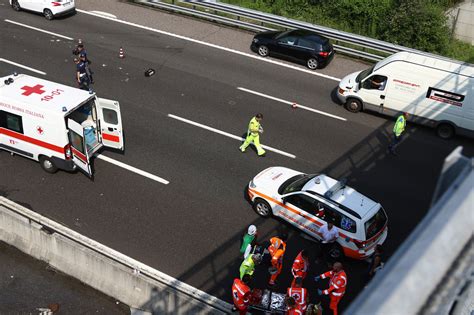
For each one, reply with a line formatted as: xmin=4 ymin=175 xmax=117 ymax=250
xmin=44 ymin=9 xmax=53 ymax=20
xmin=39 ymin=156 xmax=58 ymax=174
xmin=436 ymin=123 xmax=454 ymax=139
xmin=12 ymin=0 xmax=21 ymax=11
xmin=345 ymin=98 xmax=362 ymax=113
xmin=253 ymin=198 xmax=272 ymax=217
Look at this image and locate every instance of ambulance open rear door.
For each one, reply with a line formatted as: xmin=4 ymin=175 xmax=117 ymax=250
xmin=67 ymin=119 xmax=93 ymax=177
xmin=96 ymin=98 xmax=124 ymax=150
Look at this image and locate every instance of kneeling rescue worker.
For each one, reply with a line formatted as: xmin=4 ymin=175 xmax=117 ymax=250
xmin=314 ymin=262 xmax=347 ymax=315
xmin=240 ymin=253 xmax=262 ymax=280
xmin=232 ymin=274 xmax=252 ymax=315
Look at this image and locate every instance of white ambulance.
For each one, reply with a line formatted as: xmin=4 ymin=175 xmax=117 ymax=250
xmin=337 ymin=51 xmax=474 ymax=139
xmin=0 ymin=73 xmax=124 ymax=177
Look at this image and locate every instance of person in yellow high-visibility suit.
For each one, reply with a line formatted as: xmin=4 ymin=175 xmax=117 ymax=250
xmin=239 ymin=113 xmax=266 ymax=156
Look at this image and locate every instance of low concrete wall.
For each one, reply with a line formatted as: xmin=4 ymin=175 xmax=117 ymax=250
xmin=0 ymin=197 xmax=232 ymax=314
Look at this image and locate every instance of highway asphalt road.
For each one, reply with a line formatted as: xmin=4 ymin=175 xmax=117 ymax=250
xmin=1 ymin=1 xmax=473 ymax=313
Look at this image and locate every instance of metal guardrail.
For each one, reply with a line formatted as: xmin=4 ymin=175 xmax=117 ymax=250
xmin=133 ymin=0 xmax=425 ymax=62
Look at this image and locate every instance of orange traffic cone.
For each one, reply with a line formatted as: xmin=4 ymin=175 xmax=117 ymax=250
xmin=119 ymin=47 xmax=125 ymax=58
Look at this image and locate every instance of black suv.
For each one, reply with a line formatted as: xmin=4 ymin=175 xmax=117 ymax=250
xmin=250 ymin=29 xmax=334 ymax=69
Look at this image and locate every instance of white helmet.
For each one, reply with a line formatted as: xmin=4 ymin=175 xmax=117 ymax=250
xmin=248 ymin=225 xmax=257 ymax=236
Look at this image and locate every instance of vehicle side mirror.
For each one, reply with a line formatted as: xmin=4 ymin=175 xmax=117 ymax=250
xmin=282 ymin=197 xmax=287 ymax=204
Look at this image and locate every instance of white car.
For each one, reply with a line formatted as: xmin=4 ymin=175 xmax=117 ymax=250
xmin=248 ymin=167 xmax=388 ymax=260
xmin=10 ymin=0 xmax=76 ymax=20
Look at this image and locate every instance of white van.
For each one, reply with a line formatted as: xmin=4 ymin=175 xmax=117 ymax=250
xmin=0 ymin=73 xmax=124 ymax=177
xmin=337 ymin=52 xmax=474 ymax=139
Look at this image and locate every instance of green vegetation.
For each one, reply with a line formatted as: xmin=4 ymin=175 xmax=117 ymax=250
xmin=222 ymin=0 xmax=474 ymax=63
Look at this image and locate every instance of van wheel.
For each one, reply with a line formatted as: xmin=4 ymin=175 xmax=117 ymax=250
xmin=345 ymin=98 xmax=362 ymax=113
xmin=307 ymin=58 xmax=319 ymax=70
xmin=436 ymin=123 xmax=454 ymax=139
xmin=329 ymin=244 xmax=344 ymax=260
xmin=12 ymin=0 xmax=21 ymax=11
xmin=253 ymin=198 xmax=272 ymax=217
xmin=39 ymin=156 xmax=58 ymax=174
xmin=44 ymin=9 xmax=53 ymax=20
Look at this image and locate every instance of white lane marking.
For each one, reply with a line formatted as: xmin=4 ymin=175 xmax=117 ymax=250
xmin=167 ymin=114 xmax=296 ymax=159
xmin=238 ymin=87 xmax=347 ymax=121
xmin=4 ymin=19 xmax=74 ymax=40
xmin=76 ymin=9 xmax=340 ymax=82
xmin=96 ymin=154 xmax=170 ymax=185
xmin=0 ymin=58 xmax=47 ymax=75
xmin=90 ymin=11 xmax=117 ymax=19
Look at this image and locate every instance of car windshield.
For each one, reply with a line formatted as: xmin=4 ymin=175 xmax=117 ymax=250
xmin=356 ymin=65 xmax=375 ymax=83
xmin=279 ymin=174 xmax=318 ymax=195
xmin=364 ymin=207 xmax=387 ymax=239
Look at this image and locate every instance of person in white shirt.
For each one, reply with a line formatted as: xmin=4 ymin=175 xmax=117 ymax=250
xmin=320 ymin=222 xmax=339 ymax=243
xmin=317 ymin=221 xmax=339 ymax=266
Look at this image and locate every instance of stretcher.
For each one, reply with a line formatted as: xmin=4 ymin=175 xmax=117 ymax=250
xmin=249 ymin=289 xmax=287 ymax=314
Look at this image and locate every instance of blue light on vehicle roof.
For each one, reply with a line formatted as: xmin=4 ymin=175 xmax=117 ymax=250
xmin=62 ymin=107 xmax=67 ymax=112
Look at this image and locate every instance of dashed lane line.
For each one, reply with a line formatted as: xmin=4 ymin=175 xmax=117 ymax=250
xmin=237 ymin=87 xmax=347 ymax=122
xmin=4 ymin=19 xmax=74 ymax=41
xmin=167 ymin=114 xmax=296 ymax=159
xmin=96 ymin=154 xmax=170 ymax=185
xmin=0 ymin=58 xmax=47 ymax=75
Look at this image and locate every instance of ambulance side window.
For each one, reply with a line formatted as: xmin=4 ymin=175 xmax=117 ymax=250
xmin=69 ymin=130 xmax=85 ymax=154
xmin=285 ymin=194 xmax=317 ymax=213
xmin=325 ymin=208 xmax=356 ymax=233
xmin=0 ymin=111 xmax=23 ymax=134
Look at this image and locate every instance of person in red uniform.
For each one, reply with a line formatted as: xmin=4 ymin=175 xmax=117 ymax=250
xmin=267 ymin=233 xmax=287 ymax=287
xmin=291 ymin=249 xmax=309 ymax=287
xmin=286 ymin=277 xmax=308 ymax=312
xmin=232 ymin=274 xmax=252 ymax=315
xmin=314 ymin=262 xmax=347 ymax=315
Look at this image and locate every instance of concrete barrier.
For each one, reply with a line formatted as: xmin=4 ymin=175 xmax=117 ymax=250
xmin=0 ymin=197 xmax=232 ymax=314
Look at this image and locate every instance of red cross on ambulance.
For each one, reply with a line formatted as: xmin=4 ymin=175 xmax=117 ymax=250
xmin=21 ymin=84 xmax=46 ymax=96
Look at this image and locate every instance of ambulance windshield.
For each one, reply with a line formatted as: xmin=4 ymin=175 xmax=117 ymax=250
xmin=279 ymin=174 xmax=318 ymax=194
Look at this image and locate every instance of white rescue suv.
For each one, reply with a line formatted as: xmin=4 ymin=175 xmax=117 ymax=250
xmin=248 ymin=167 xmax=388 ymax=260
xmin=0 ymin=73 xmax=124 ymax=177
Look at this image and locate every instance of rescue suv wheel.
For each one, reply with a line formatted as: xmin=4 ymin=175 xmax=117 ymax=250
xmin=436 ymin=123 xmax=455 ymax=139
xmin=39 ymin=156 xmax=58 ymax=174
xmin=12 ymin=0 xmax=21 ymax=11
xmin=345 ymin=98 xmax=362 ymax=113
xmin=44 ymin=9 xmax=53 ymax=20
xmin=329 ymin=244 xmax=344 ymax=260
xmin=253 ymin=198 xmax=272 ymax=217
